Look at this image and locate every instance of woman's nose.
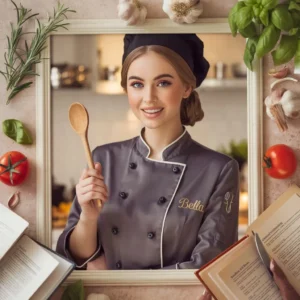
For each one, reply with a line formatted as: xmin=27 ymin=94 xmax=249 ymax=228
xmin=142 ymin=86 xmax=157 ymax=103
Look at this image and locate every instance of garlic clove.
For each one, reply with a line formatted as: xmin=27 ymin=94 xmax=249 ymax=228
xmin=268 ymin=66 xmax=289 ymax=79
xmin=270 ymin=77 xmax=298 ymax=90
xmin=8 ymin=191 xmax=20 ymax=210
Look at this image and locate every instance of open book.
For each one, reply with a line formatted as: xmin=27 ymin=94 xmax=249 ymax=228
xmin=0 ymin=203 xmax=75 ymax=300
xmin=195 ymin=184 xmax=300 ymax=300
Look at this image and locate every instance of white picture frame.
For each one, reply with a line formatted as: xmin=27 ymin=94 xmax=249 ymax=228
xmin=35 ymin=18 xmax=263 ymax=286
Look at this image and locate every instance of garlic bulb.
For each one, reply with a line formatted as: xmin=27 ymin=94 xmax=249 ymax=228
xmin=265 ymin=77 xmax=300 ymax=132
xmin=280 ymin=90 xmax=300 ymax=119
xmin=117 ymin=0 xmax=147 ymax=25
xmin=163 ymin=0 xmax=204 ymax=24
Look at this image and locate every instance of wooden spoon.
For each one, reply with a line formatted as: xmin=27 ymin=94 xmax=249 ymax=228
xmin=68 ymin=102 xmax=102 ymax=208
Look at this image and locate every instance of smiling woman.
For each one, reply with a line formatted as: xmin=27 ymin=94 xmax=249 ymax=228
xmin=55 ymin=32 xmax=241 ymax=272
xmin=35 ymin=18 xmax=263 ymax=286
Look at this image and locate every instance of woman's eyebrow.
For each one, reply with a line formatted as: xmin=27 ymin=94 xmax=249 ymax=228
xmin=128 ymin=74 xmax=174 ymax=81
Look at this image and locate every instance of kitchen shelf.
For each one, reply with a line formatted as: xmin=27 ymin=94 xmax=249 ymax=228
xmin=198 ymin=78 xmax=247 ymax=91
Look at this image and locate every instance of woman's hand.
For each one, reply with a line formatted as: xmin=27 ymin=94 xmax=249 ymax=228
xmin=76 ymin=162 xmax=108 ymax=220
xmin=271 ymin=259 xmax=300 ymax=300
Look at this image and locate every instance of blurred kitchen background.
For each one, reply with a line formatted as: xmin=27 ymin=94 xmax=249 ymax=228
xmin=51 ymin=34 xmax=248 ymax=249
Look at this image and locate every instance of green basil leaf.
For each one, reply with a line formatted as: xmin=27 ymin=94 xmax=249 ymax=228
xmin=256 ymin=24 xmax=281 ymax=58
xmin=2 ymin=119 xmax=33 ymax=144
xmin=228 ymin=2 xmax=246 ymax=36
xmin=239 ymin=22 xmax=258 ymax=38
xmin=291 ymin=10 xmax=300 ymax=27
xmin=260 ymin=9 xmax=269 ymax=26
xmin=289 ymin=1 xmax=300 ymax=11
xmin=294 ymin=40 xmax=300 ymax=74
xmin=262 ymin=0 xmax=278 ymax=10
xmin=271 ymin=35 xmax=298 ymax=65
xmin=244 ymin=37 xmax=259 ymax=70
xmin=245 ymin=0 xmax=258 ymax=5
xmin=253 ymin=5 xmax=261 ymax=17
xmin=271 ymin=5 xmax=294 ymax=31
xmin=236 ymin=6 xmax=254 ymax=29
xmin=289 ymin=28 xmax=299 ymax=35
xmin=61 ymin=280 xmax=85 ymax=300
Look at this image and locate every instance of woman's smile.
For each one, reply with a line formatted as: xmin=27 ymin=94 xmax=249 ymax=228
xmin=141 ymin=107 xmax=164 ymax=118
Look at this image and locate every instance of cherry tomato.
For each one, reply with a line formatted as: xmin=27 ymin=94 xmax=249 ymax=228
xmin=0 ymin=151 xmax=29 ymax=186
xmin=263 ymin=144 xmax=297 ymax=179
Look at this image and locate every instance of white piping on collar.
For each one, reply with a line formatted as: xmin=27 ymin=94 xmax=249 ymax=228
xmin=160 ymin=164 xmax=186 ymax=268
xmin=139 ymin=128 xmax=187 ymax=268
xmin=139 ymin=128 xmax=187 ymax=161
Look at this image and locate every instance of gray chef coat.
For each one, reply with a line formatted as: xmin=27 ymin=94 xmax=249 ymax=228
xmin=56 ymin=128 xmax=239 ymax=270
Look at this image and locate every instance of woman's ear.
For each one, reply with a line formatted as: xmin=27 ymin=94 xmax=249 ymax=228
xmin=183 ymin=85 xmax=193 ymax=99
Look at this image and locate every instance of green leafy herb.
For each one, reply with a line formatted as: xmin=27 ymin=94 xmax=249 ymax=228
xmin=236 ymin=6 xmax=254 ymax=30
xmin=291 ymin=10 xmax=300 ymax=27
xmin=262 ymin=0 xmax=278 ymax=10
xmin=289 ymin=1 xmax=300 ymax=11
xmin=244 ymin=37 xmax=259 ymax=70
xmin=256 ymin=24 xmax=281 ymax=58
xmin=229 ymin=0 xmax=300 ymax=69
xmin=259 ymin=9 xmax=269 ymax=26
xmin=218 ymin=140 xmax=248 ymax=170
xmin=271 ymin=5 xmax=294 ymax=31
xmin=2 ymin=119 xmax=33 ymax=144
xmin=61 ymin=280 xmax=85 ymax=300
xmin=294 ymin=39 xmax=300 ymax=74
xmin=1 ymin=1 xmax=75 ymax=104
xmin=229 ymin=2 xmax=246 ymax=36
xmin=239 ymin=22 xmax=257 ymax=38
xmin=272 ymin=35 xmax=298 ymax=65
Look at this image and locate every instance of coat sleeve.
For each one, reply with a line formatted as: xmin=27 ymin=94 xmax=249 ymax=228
xmin=164 ymin=159 xmax=240 ymax=270
xmin=55 ymin=194 xmax=102 ymax=270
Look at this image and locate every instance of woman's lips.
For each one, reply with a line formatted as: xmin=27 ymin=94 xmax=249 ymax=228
xmin=141 ymin=108 xmax=164 ymax=119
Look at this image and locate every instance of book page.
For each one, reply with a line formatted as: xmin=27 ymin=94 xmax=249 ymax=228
xmin=248 ymin=192 xmax=300 ymax=295
xmin=217 ymin=237 xmax=282 ymax=300
xmin=0 ymin=235 xmax=58 ymax=300
xmin=0 ymin=204 xmax=28 ymax=259
xmin=31 ymin=248 xmax=74 ymax=300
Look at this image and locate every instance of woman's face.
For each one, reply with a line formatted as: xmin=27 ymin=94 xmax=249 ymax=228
xmin=126 ymin=51 xmax=192 ymax=130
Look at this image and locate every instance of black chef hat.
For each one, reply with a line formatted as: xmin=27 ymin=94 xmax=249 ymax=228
xmin=122 ymin=34 xmax=210 ymax=87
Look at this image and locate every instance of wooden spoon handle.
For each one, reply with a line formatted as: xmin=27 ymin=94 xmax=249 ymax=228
xmin=81 ymin=135 xmax=102 ymax=208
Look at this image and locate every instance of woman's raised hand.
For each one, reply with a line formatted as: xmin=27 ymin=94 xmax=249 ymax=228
xmin=76 ymin=162 xmax=108 ymax=220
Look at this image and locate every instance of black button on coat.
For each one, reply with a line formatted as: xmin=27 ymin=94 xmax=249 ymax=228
xmin=56 ymin=128 xmax=239 ymax=270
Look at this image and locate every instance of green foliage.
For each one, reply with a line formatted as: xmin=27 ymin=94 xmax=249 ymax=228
xmin=218 ymin=140 xmax=248 ymax=169
xmin=61 ymin=280 xmax=85 ymax=300
xmin=0 ymin=1 xmax=75 ymax=104
xmin=228 ymin=0 xmax=300 ymax=69
xmin=2 ymin=119 xmax=33 ymax=144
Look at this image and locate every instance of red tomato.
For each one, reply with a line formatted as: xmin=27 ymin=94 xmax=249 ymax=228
xmin=0 ymin=151 xmax=29 ymax=186
xmin=263 ymin=144 xmax=297 ymax=179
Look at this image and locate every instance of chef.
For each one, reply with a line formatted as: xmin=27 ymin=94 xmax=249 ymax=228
xmin=56 ymin=33 xmax=240 ymax=270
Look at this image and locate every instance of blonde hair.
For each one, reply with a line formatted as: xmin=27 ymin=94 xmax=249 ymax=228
xmin=121 ymin=45 xmax=204 ymax=126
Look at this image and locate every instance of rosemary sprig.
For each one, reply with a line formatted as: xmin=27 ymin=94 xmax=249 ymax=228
xmin=1 ymin=1 xmax=75 ymax=104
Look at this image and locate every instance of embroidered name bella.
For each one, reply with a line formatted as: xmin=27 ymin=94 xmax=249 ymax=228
xmin=178 ymin=198 xmax=205 ymax=212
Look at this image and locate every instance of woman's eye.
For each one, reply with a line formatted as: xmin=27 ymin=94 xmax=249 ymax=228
xmin=131 ymin=82 xmax=143 ymax=88
xmin=158 ymin=81 xmax=171 ymax=87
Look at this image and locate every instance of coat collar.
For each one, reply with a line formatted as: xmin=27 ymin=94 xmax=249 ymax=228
xmin=136 ymin=127 xmax=192 ymax=161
